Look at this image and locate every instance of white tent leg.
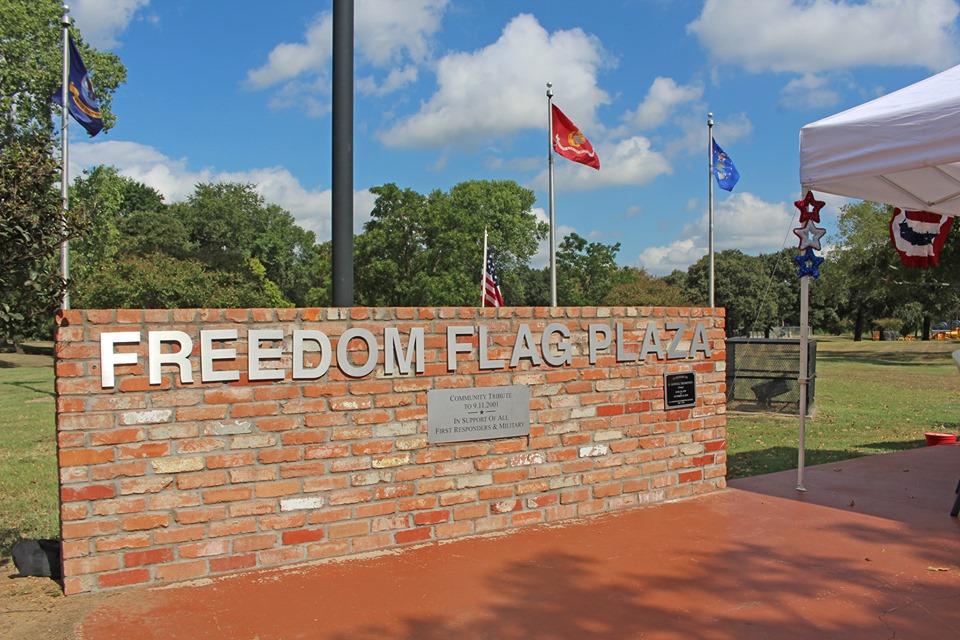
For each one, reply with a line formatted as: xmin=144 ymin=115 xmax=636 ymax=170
xmin=797 ymin=273 xmax=809 ymax=492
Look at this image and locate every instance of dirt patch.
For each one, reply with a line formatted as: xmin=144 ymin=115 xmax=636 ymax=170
xmin=0 ymin=562 xmax=106 ymax=640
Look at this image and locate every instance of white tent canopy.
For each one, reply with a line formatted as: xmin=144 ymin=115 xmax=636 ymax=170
xmin=800 ymin=64 xmax=960 ymax=217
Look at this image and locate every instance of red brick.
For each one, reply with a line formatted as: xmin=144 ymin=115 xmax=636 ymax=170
xmin=121 ymin=514 xmax=170 ymax=531
xmin=207 ymin=519 xmax=257 ymax=538
xmin=203 ymin=487 xmax=252 ymax=503
xmin=282 ymin=527 xmax=326 ymax=544
xmin=258 ymin=448 xmax=301 ymax=464
xmin=89 ymin=428 xmax=143 ymax=446
xmin=231 ymin=402 xmax=278 ymax=418
xmin=176 ymin=405 xmax=228 ymax=421
xmin=206 ymin=452 xmax=255 ymax=468
xmin=61 ymin=449 xmax=115 ymax=467
xmin=233 ymin=533 xmax=277 ymax=552
xmin=255 ymin=480 xmax=300 ymax=498
xmin=62 ymin=484 xmax=116 ymax=502
xmin=179 ymin=539 xmax=230 ymax=558
xmin=117 ymin=443 xmax=169 ymax=459
xmin=210 ymin=554 xmax=257 ymax=573
xmin=98 ymin=568 xmax=150 ymax=588
xmin=124 ymin=548 xmax=174 ymax=567
xmin=679 ymin=470 xmax=703 ymax=483
xmin=155 ymin=560 xmax=206 ymax=582
xmin=394 ymin=527 xmax=432 ymax=544
xmin=413 ymin=510 xmax=450 ymax=526
xmin=328 ymin=521 xmax=369 ymax=539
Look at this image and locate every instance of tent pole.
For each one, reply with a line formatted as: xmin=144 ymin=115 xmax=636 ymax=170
xmin=797 ymin=272 xmax=809 ymax=492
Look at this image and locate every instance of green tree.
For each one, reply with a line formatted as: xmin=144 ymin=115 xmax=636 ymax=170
xmin=1 ymin=0 xmax=125 ymax=143
xmin=603 ymin=267 xmax=690 ymax=306
xmin=79 ymin=253 xmax=285 ymax=309
xmin=556 ymin=233 xmax=624 ymax=306
xmin=684 ymin=250 xmax=779 ymax=336
xmin=70 ymin=167 xmax=167 ymax=306
xmin=174 ymin=183 xmax=315 ymax=305
xmin=0 ymin=136 xmax=87 ymax=341
xmin=355 ymin=180 xmax=546 ymax=306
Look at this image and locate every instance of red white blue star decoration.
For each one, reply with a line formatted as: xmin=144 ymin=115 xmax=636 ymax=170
xmin=793 ymin=220 xmax=827 ymax=251
xmin=793 ymin=191 xmax=827 ymax=279
xmin=794 ymin=191 xmax=825 ymax=223
xmin=794 ymin=247 xmax=824 ymax=278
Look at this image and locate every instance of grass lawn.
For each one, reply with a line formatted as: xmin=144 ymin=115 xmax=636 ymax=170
xmin=0 ymin=338 xmax=958 ymax=554
xmin=0 ymin=353 xmax=58 ymax=555
xmin=727 ymin=336 xmax=960 ymax=478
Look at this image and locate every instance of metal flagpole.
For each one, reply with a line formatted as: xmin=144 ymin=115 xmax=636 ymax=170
xmin=547 ymin=82 xmax=557 ymax=308
xmin=481 ymin=228 xmax=488 ymax=307
xmin=331 ymin=0 xmax=354 ymax=307
xmin=707 ymin=112 xmax=715 ymax=308
xmin=60 ymin=5 xmax=71 ymax=310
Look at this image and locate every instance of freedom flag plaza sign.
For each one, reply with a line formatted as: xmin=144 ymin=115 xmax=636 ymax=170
xmin=54 ymin=305 xmax=726 ymax=594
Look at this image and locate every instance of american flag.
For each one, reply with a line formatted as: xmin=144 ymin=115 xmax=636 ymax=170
xmin=483 ymin=247 xmax=505 ymax=307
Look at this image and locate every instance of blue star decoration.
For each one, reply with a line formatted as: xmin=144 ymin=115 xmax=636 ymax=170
xmin=792 ymin=221 xmax=827 ymax=251
xmin=794 ymin=247 xmax=825 ymax=279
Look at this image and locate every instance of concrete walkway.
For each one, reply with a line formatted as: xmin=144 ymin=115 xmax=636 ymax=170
xmin=78 ymin=445 xmax=960 ymax=639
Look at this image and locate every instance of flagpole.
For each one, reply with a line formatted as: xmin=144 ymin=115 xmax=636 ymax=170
xmin=707 ymin=112 xmax=715 ymax=308
xmin=60 ymin=4 xmax=71 ymax=310
xmin=547 ymin=83 xmax=557 ymax=307
xmin=481 ymin=227 xmax=488 ymax=307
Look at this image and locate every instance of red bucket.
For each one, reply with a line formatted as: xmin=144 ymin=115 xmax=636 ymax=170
xmin=924 ymin=432 xmax=958 ymax=446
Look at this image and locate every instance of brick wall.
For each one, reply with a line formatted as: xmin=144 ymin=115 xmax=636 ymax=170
xmin=54 ymin=306 xmax=726 ymax=594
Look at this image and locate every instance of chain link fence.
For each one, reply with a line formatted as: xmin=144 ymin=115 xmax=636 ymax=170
xmin=726 ymin=338 xmax=816 ymax=415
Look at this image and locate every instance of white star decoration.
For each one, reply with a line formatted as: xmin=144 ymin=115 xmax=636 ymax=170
xmin=793 ymin=221 xmax=826 ymax=251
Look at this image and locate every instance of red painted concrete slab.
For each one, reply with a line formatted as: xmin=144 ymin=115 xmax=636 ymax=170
xmin=79 ymin=446 xmax=960 ymax=639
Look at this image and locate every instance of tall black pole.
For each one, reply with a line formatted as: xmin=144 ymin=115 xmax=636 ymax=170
xmin=331 ymin=0 xmax=354 ymax=306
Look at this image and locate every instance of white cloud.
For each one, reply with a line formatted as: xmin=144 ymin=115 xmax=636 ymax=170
xmin=688 ymin=0 xmax=960 ymax=74
xmin=382 ymin=14 xmax=610 ymax=148
xmin=356 ymin=0 xmax=447 ymax=67
xmin=358 ymin=65 xmax=418 ymax=96
xmin=531 ymin=207 xmax=576 ymax=268
xmin=71 ymin=0 xmax=150 ymax=48
xmin=247 ymin=17 xmax=332 ymax=90
xmin=247 ymin=0 xmax=447 ymax=111
xmin=70 ymin=140 xmax=375 ymax=238
xmin=533 ymin=135 xmax=671 ymax=191
xmin=780 ymin=74 xmax=841 ymax=109
xmin=624 ymin=77 xmax=703 ymax=130
xmin=637 ymin=192 xmax=795 ymax=274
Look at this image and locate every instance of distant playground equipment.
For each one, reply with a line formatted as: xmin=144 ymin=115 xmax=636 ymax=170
xmin=931 ymin=321 xmax=960 ymax=341
xmin=726 ymin=338 xmax=816 ymax=415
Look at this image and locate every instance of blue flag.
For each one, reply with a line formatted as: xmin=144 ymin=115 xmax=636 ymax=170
xmin=53 ymin=36 xmax=103 ymax=137
xmin=712 ymin=139 xmax=739 ymax=191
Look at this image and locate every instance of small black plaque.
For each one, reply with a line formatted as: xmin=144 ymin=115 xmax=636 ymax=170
xmin=664 ymin=372 xmax=696 ymax=409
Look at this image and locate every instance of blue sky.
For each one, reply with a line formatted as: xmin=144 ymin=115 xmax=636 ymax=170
xmin=67 ymin=0 xmax=960 ymax=273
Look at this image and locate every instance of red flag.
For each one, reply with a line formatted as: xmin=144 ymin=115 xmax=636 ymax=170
xmin=552 ymin=104 xmax=600 ymax=170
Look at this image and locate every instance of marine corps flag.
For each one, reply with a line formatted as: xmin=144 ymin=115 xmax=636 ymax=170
xmin=551 ymin=105 xmax=599 ymax=170
xmin=53 ymin=35 xmax=103 ymax=137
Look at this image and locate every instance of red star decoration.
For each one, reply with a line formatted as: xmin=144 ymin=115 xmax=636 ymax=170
xmin=794 ymin=191 xmax=825 ymax=223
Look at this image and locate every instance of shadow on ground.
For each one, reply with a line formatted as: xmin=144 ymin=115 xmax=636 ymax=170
xmin=321 ymin=534 xmax=959 ymax=640
xmin=817 ymin=349 xmax=955 ymax=368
